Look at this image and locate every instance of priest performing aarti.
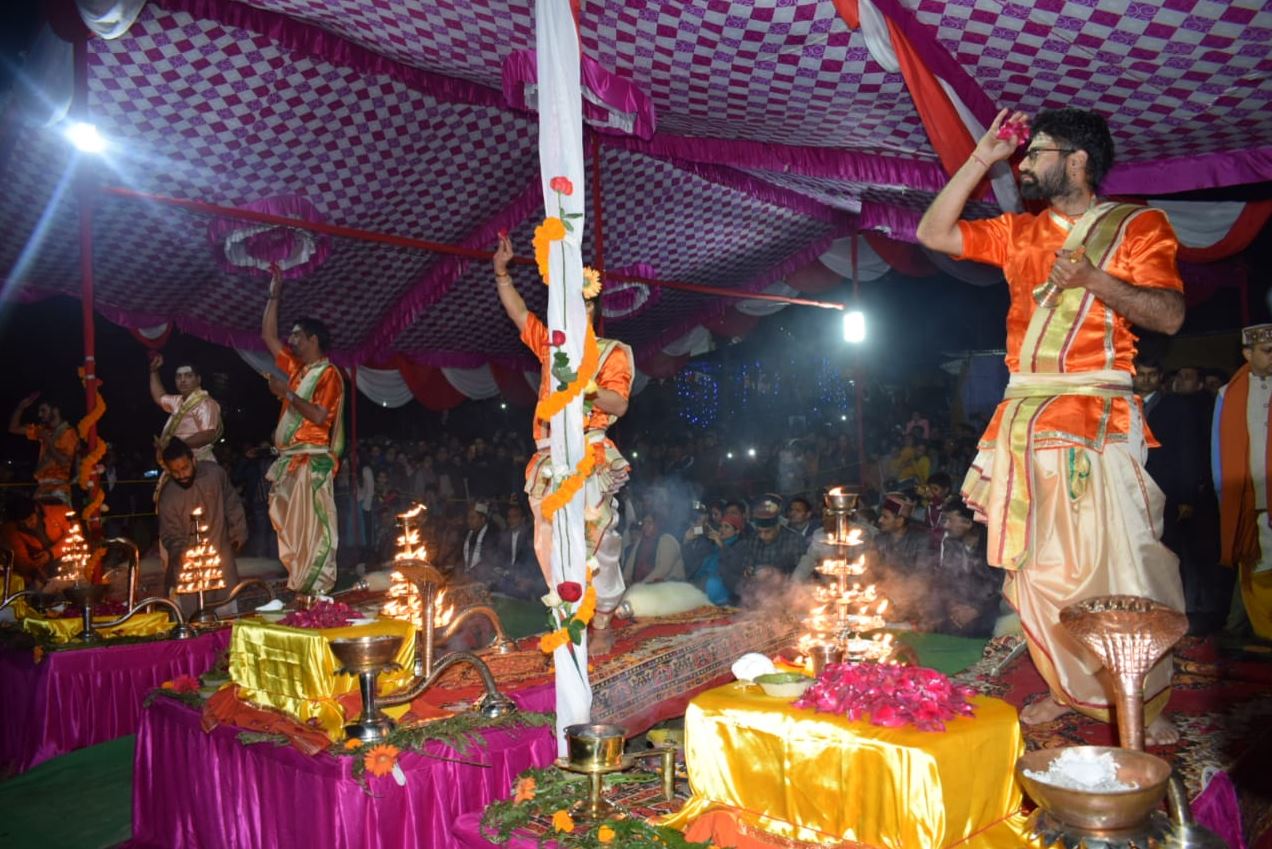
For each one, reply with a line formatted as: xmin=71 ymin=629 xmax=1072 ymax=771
xmin=493 ymin=234 xmax=630 ymax=629
xmin=918 ymin=107 xmax=1187 ymax=745
xmin=260 ymin=267 xmax=346 ymax=595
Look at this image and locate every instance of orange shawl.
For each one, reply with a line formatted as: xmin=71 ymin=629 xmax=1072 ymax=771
xmin=1217 ymin=363 xmax=1272 ymax=567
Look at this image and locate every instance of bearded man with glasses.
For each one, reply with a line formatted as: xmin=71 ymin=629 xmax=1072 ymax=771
xmin=917 ymin=108 xmax=1186 ymax=746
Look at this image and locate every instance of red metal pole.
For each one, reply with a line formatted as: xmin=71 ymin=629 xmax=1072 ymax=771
xmin=101 ymin=186 xmax=845 ymax=312
xmin=349 ymin=365 xmax=361 ymax=547
xmin=851 ymin=234 xmax=867 ymax=486
xmin=74 ymin=38 xmax=101 ymax=531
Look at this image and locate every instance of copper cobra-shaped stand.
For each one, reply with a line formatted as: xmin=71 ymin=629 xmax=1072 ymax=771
xmin=1016 ymin=595 xmax=1226 ymax=849
xmin=1059 ymin=595 xmax=1188 ymax=752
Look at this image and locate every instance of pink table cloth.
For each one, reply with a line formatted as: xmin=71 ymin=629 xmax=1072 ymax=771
xmin=0 ymin=628 xmax=230 ymax=774
xmin=128 ymin=684 xmax=557 ymax=849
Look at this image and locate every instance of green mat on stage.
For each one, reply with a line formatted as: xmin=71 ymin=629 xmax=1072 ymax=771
xmin=899 ymin=631 xmax=990 ymax=676
xmin=0 ymin=735 xmax=133 ymax=849
xmin=490 ymin=594 xmax=551 ymax=639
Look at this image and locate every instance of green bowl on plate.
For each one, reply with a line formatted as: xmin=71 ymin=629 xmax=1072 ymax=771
xmin=754 ymin=672 xmax=813 ymax=699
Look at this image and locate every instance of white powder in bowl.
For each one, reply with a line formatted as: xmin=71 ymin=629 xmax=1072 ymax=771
xmin=1023 ymin=748 xmax=1138 ymax=793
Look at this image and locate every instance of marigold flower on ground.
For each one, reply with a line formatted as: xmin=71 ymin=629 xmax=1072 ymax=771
xmin=513 ymin=776 xmax=536 ymax=803
xmin=551 ymin=809 xmax=575 ymax=833
xmin=597 ymin=824 xmax=616 ymax=843
xmin=363 ymin=743 xmax=400 ymax=778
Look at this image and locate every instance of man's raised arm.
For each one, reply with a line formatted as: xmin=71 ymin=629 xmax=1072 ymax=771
xmin=492 ymin=235 xmax=528 ymax=331
xmin=917 ymin=109 xmax=1023 ymax=256
xmin=261 ymin=266 xmax=285 ymax=358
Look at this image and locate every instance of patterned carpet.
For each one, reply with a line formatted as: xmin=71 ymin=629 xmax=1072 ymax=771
xmin=957 ymin=635 xmax=1272 ymax=848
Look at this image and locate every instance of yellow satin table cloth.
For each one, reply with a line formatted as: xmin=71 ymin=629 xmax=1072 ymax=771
xmin=22 ymin=611 xmax=175 ymax=643
xmin=228 ymin=618 xmax=417 ymax=739
xmin=664 ymin=684 xmax=1028 ymax=849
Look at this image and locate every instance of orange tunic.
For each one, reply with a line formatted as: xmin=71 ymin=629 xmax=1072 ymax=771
xmin=520 ymin=313 xmax=633 ymax=441
xmin=0 ymin=504 xmax=72 ymax=579
xmin=25 ymin=423 xmax=79 ymax=501
xmin=274 ymin=350 xmax=344 ymax=456
xmin=958 ymin=207 xmax=1183 ymax=449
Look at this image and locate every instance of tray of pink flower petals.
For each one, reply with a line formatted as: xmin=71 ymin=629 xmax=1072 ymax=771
xmin=279 ymin=601 xmax=361 ymax=629
xmin=793 ymin=663 xmax=977 ymax=732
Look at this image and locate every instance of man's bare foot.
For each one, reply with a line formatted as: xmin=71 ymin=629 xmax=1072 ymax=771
xmin=1145 ymin=715 xmax=1179 ymax=747
xmin=591 ymin=610 xmax=612 ymax=631
xmin=1020 ymin=696 xmax=1072 ymax=725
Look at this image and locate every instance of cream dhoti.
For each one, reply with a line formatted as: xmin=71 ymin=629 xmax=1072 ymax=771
xmin=964 ymin=371 xmax=1185 ymax=721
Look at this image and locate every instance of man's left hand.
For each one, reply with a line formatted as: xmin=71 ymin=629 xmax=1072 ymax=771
xmin=1050 ymin=249 xmax=1103 ymax=293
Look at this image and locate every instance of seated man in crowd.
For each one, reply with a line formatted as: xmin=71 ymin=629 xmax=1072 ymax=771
xmin=784 ymin=496 xmax=817 ymax=540
xmin=871 ymin=492 xmax=934 ymax=623
xmin=720 ymin=495 xmax=808 ymax=600
xmin=929 ymin=498 xmax=1002 ymax=636
xmin=622 ymin=513 xmax=685 ymax=585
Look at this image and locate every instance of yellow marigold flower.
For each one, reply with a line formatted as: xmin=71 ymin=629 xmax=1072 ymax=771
xmin=551 ymin=809 xmax=575 ymax=833
xmin=344 ymin=738 xmax=363 ymax=750
xmin=581 ymin=266 xmax=603 ymax=299
xmin=597 ymin=824 xmax=616 ymax=843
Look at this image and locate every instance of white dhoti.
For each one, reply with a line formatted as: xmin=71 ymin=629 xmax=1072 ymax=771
xmin=527 ymin=432 xmax=628 ymax=613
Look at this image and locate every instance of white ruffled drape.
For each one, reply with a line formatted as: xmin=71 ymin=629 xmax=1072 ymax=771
xmin=76 ymin=0 xmax=148 ymax=38
xmin=440 ymin=365 xmax=500 ymax=400
xmin=354 ymin=366 xmax=415 ymax=408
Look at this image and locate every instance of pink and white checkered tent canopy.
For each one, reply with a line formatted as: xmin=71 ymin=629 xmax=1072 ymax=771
xmin=1 ymin=0 xmax=1269 ymax=384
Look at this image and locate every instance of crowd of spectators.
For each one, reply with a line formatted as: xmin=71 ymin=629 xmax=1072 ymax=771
xmin=2 ymin=355 xmax=1231 ymax=640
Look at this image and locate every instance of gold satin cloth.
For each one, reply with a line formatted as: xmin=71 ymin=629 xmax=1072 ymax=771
xmin=227 ymin=618 xmax=416 ymax=739
xmin=662 ymin=684 xmax=1027 ymax=849
xmin=22 ymin=611 xmax=174 ymax=643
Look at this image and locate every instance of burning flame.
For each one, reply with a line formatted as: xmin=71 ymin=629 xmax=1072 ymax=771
xmin=175 ymin=508 xmax=226 ymax=594
xmin=394 ymin=503 xmax=429 ymax=562
xmin=381 ymin=570 xmax=454 ymax=630
xmin=56 ymin=510 xmax=92 ymax=585
xmin=433 ymin=588 xmax=455 ymax=628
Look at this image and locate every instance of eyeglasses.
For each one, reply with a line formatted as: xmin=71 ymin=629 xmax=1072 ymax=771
xmin=1023 ymin=147 xmax=1075 ymax=163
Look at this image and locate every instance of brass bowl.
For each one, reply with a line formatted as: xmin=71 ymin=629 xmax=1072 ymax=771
xmin=328 ymin=634 xmax=404 ymax=674
xmin=564 ymin=723 xmax=626 ymax=771
xmin=1016 ymin=746 xmax=1171 ymax=832
xmin=63 ymin=584 xmax=109 ymax=606
xmin=809 ymin=643 xmax=843 ymax=676
xmin=824 ymin=488 xmax=860 ymax=512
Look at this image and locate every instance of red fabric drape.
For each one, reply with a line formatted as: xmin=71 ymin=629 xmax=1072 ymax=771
xmin=388 ymin=355 xmax=467 ymax=411
xmin=864 ymin=232 xmax=938 ymax=278
xmin=490 ymin=363 xmax=539 ymax=408
xmin=703 ymin=311 xmax=760 ymax=339
xmin=787 ymin=260 xmax=844 ymax=294
xmin=639 ymin=351 xmax=688 ymax=380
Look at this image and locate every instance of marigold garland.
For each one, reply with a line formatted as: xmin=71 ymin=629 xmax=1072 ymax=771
xmin=535 ymin=324 xmax=600 ymax=424
xmin=533 ymin=217 xmax=567 ymax=284
xmin=75 ymin=368 xmax=110 ymax=525
xmin=539 ymin=442 xmax=605 ymax=520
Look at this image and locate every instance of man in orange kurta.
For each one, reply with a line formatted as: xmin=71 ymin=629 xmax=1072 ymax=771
xmin=8 ymin=395 xmax=79 ymax=504
xmin=261 ymin=270 xmax=345 ymax=594
xmin=493 ymin=237 xmax=632 ymax=625
xmin=918 ymin=108 xmax=1187 ymax=745
xmin=1212 ymin=324 xmax=1272 ymax=638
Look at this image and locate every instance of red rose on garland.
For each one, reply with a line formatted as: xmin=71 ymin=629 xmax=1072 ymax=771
xmin=552 ymin=330 xmax=566 ymax=346
xmin=549 ymin=176 xmax=574 ymax=196
xmin=556 ymin=581 xmax=583 ymax=603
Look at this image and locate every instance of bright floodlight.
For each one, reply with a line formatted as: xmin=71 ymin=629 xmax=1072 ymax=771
xmin=747 ymin=448 xmax=756 ymax=458
xmin=843 ymin=310 xmax=866 ymax=344
xmin=66 ymin=121 xmax=106 ymax=153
